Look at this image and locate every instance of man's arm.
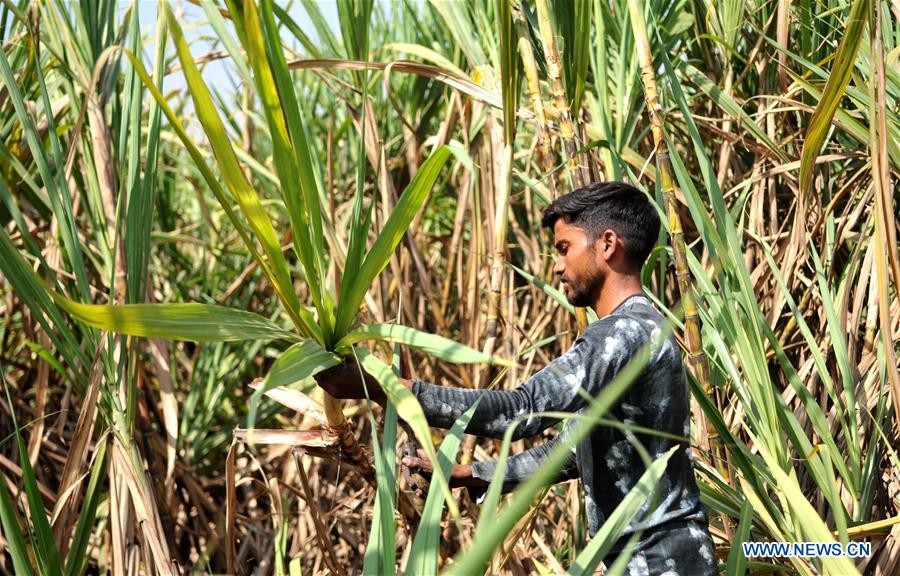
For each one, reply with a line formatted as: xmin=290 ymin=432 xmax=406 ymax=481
xmin=468 ymin=421 xmax=580 ymax=494
xmin=315 ymin=315 xmax=647 ymax=439
xmin=402 ymin=422 xmax=579 ymax=495
xmin=410 ymin=319 xmax=639 ymax=439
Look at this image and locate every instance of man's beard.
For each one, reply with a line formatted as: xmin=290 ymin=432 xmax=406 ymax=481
xmin=564 ymin=275 xmax=601 ymax=308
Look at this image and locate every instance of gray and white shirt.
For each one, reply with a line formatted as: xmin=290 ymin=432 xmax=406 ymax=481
xmin=411 ymin=294 xmax=716 ymax=571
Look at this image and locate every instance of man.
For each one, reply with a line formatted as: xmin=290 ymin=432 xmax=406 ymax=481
xmin=315 ymin=182 xmax=717 ymax=575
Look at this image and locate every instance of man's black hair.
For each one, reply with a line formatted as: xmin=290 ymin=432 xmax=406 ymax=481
xmin=541 ymin=181 xmax=660 ymax=271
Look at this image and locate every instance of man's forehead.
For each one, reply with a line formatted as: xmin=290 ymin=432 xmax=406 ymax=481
xmin=553 ymin=218 xmax=587 ymax=241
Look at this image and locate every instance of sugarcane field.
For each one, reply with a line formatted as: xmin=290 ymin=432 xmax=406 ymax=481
xmin=0 ymin=0 xmax=899 ymax=574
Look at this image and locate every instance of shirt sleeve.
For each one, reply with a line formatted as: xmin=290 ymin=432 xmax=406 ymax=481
xmin=467 ymin=419 xmax=580 ymax=500
xmin=411 ymin=316 xmax=649 ymax=440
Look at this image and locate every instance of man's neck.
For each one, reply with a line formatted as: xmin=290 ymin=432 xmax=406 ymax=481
xmin=592 ymin=275 xmax=645 ymax=318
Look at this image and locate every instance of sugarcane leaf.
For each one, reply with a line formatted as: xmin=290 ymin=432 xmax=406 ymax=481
xmin=52 ymin=298 xmax=299 ymax=343
xmin=364 ymin=392 xmax=397 ymax=575
xmin=161 ymin=2 xmax=311 ymax=339
xmin=334 ymin=146 xmax=451 ymax=337
xmin=299 ymin=0 xmax=342 ymax=56
xmin=248 ymin=340 xmax=340 ymax=434
xmin=551 ymin=0 xmax=592 ymax=113
xmin=0 ymin=460 xmax=33 ymax=576
xmin=569 ymin=447 xmax=676 ymax=574
xmin=505 ymin=262 xmax=598 ymax=323
xmin=429 ymin=0 xmax=488 ymax=68
xmin=0 ymin=231 xmax=89 ymax=371
xmin=355 ymin=348 xmax=461 ymax=522
xmin=383 ymin=42 xmax=467 ymax=76
xmin=2 ymin=379 xmax=62 ymax=576
xmin=263 ymin=341 xmax=341 ymax=390
xmin=406 ymin=399 xmax=481 ymax=576
xmin=242 ymin=0 xmax=335 ymax=344
xmin=498 ymin=0 xmax=519 ymax=144
xmin=798 ymin=0 xmax=869 ymax=197
xmin=0 ymin=21 xmax=90 ymax=304
xmin=683 ymin=64 xmax=788 ymax=162
xmin=725 ymin=497 xmax=753 ymax=576
xmin=64 ymin=441 xmax=107 ymax=576
xmin=755 ymin=446 xmax=861 ymax=575
xmin=338 ymin=323 xmax=511 ymax=366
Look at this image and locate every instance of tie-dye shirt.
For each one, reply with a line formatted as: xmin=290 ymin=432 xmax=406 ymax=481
xmin=411 ymin=294 xmax=715 ymax=569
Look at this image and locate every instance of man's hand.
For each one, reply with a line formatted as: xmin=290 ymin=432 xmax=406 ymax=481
xmin=313 ymin=355 xmax=387 ymax=404
xmin=401 ymin=447 xmax=434 ymax=498
xmin=401 ymin=447 xmax=486 ymax=492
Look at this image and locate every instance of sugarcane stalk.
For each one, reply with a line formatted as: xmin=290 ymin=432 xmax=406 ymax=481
xmin=533 ymin=0 xmax=589 ymax=333
xmin=626 ymin=0 xmax=733 ymax=536
xmin=868 ymin=2 xmax=900 ymax=425
xmin=534 ymin=0 xmax=589 ymax=190
xmin=323 ymin=386 xmax=375 ymax=484
xmin=461 ymin=2 xmax=521 ymax=469
xmin=481 ymin=0 xmax=520 ymax=375
xmin=513 ymin=3 xmax=556 ymax=198
xmin=482 ymin=131 xmax=513 ymax=367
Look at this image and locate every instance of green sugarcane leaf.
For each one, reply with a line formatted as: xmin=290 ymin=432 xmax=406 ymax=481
xmin=334 ymin=146 xmax=451 ymax=337
xmin=798 ymin=0 xmax=870 ymax=197
xmin=683 ymin=64 xmax=788 ymax=162
xmin=569 ymin=447 xmax=676 ymax=574
xmin=248 ymin=340 xmax=340 ymax=431
xmin=263 ymin=341 xmax=341 ymax=389
xmin=272 ymin=3 xmax=322 ymax=59
xmin=725 ymin=498 xmax=754 ymax=576
xmin=497 ymin=0 xmax=519 ymax=144
xmin=756 ymin=446 xmax=861 ymax=575
xmin=364 ymin=394 xmax=397 ymax=575
xmin=162 ymin=2 xmax=310 ymax=339
xmin=0 ymin=231 xmax=89 ymax=371
xmin=407 ymin=399 xmax=481 ymax=576
xmin=52 ymin=298 xmax=299 ymax=343
xmin=2 ymin=379 xmax=61 ymax=576
xmin=355 ymin=349 xmax=461 ymax=523
xmin=0 ymin=20 xmax=90 ymax=304
xmin=506 ymin=262 xmax=598 ymax=323
xmin=122 ymin=50 xmax=321 ymax=342
xmin=299 ymin=0 xmax=342 ymax=56
xmin=0 ymin=458 xmax=33 ymax=576
xmin=551 ymin=0 xmax=592 ymax=114
xmin=429 ymin=0 xmax=489 ymax=68
xmin=338 ymin=323 xmax=511 ymax=366
xmin=64 ymin=441 xmax=107 ymax=576
xmin=250 ymin=0 xmax=334 ymax=344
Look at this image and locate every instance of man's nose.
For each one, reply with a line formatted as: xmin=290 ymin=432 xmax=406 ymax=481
xmin=553 ymin=259 xmax=564 ymax=275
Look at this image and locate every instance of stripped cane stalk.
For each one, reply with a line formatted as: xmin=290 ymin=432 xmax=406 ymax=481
xmin=482 ymin=125 xmax=513 ymax=372
xmin=323 ymin=395 xmax=373 ymax=483
xmin=626 ymin=0 xmax=733 ymax=535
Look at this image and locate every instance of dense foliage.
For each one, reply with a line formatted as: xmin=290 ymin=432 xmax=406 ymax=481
xmin=0 ymin=0 xmax=897 ymax=574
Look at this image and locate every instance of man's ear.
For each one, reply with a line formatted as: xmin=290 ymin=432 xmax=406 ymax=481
xmin=596 ymin=229 xmax=618 ymax=261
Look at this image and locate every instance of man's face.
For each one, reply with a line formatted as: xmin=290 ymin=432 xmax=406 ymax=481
xmin=552 ymin=218 xmax=605 ymax=307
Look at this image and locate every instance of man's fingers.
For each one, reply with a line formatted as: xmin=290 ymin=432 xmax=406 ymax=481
xmin=401 ymin=456 xmax=423 ymax=469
